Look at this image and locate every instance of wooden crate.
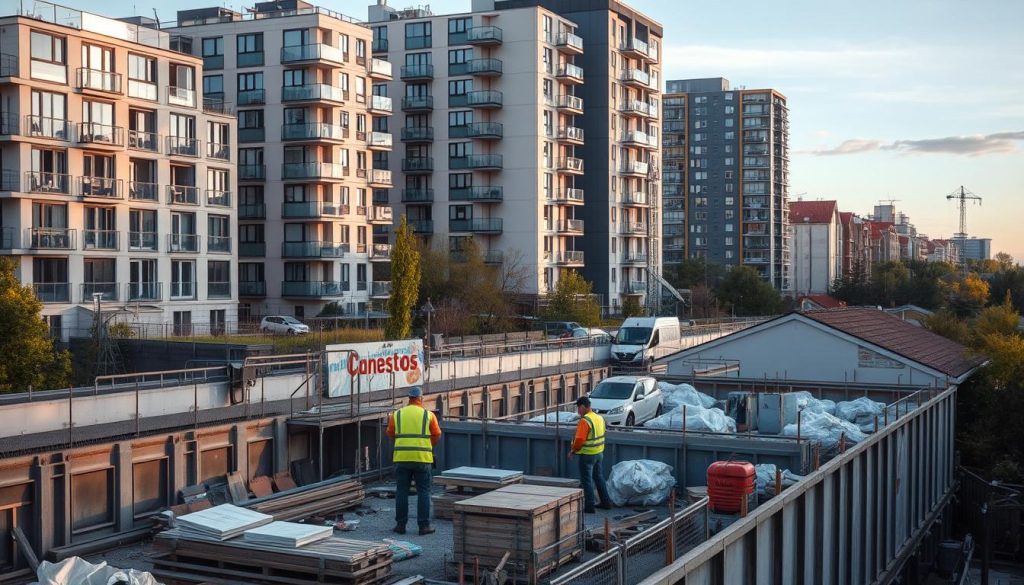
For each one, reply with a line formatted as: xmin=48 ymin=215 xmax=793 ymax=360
xmin=452 ymin=485 xmax=583 ymax=582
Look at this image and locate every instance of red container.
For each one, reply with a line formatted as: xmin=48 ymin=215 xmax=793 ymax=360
xmin=706 ymin=460 xmax=755 ymax=513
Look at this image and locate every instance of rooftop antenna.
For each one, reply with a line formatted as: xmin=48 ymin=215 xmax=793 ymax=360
xmin=946 ymin=185 xmax=982 ymax=273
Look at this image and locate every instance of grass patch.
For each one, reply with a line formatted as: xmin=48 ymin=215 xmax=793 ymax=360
xmin=157 ymin=327 xmax=386 ymax=353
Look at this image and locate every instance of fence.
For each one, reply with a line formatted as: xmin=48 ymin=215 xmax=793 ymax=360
xmin=549 ymin=498 xmax=709 ymax=585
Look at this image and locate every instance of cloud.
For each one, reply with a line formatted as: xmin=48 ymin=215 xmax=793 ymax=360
xmin=660 ymin=44 xmax=919 ymax=81
xmin=809 ymin=131 xmax=1024 ymax=157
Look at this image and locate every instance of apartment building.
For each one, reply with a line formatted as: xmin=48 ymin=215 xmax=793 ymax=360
xmin=789 ymin=200 xmax=841 ymax=295
xmin=370 ymin=0 xmax=662 ymax=309
xmin=663 ymin=77 xmax=791 ymax=291
xmin=0 ymin=4 xmax=238 ymax=340
xmin=168 ymin=1 xmax=394 ymax=321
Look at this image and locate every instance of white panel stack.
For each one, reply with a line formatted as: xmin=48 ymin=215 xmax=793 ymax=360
xmin=243 ymin=521 xmax=334 ymax=548
xmin=176 ymin=504 xmax=273 ymax=540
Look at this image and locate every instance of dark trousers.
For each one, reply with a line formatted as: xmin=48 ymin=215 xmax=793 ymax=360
xmin=577 ymin=452 xmax=612 ymax=510
xmin=395 ymin=461 xmax=433 ymax=528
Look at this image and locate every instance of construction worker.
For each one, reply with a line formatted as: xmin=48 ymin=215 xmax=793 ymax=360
xmin=387 ymin=386 xmax=442 ymax=535
xmin=568 ymin=396 xmax=613 ymax=513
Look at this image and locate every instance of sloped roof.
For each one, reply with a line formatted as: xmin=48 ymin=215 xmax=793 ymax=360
xmin=789 ymin=200 xmax=839 ymax=224
xmin=797 ymin=294 xmax=847 ymax=309
xmin=801 ymin=307 xmax=985 ymax=377
xmin=839 ymin=211 xmax=855 ymax=225
xmin=868 ymin=221 xmax=895 ymax=238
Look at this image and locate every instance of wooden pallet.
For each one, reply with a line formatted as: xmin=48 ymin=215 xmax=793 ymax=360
xmin=432 ymin=492 xmax=473 ymax=520
xmin=242 ymin=477 xmax=364 ymax=522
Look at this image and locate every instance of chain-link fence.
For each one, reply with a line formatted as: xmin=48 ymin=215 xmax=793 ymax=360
xmin=549 ymin=497 xmax=709 ymax=585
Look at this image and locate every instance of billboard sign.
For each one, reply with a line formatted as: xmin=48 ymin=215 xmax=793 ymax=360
xmin=325 ymin=339 xmax=424 ymax=397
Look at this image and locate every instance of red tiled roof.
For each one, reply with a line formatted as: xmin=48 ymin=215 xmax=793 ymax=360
xmin=839 ymin=211 xmax=855 ymax=225
xmin=797 ymin=294 xmax=847 ymax=309
xmin=868 ymin=221 xmax=894 ymax=238
xmin=801 ymin=307 xmax=986 ymax=377
xmin=789 ymin=200 xmax=839 ymax=224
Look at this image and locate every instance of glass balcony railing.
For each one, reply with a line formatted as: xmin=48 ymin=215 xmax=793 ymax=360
xmin=167 ymin=185 xmax=199 ymax=205
xmin=25 ymin=171 xmax=71 ymax=195
xmin=402 ymin=157 xmax=434 ymax=173
xmin=467 ymin=26 xmax=503 ymax=45
xmin=82 ymin=282 xmax=118 ymax=301
xmin=239 ymin=281 xmax=266 ymax=297
xmin=281 ymin=123 xmax=345 ymax=141
xmin=127 ymin=282 xmax=162 ymax=301
xmin=167 ymin=86 xmax=196 ymax=108
xmin=281 ymin=280 xmax=346 ymax=297
xmin=449 ymin=154 xmax=503 ymax=170
xmin=33 ymin=283 xmax=70 ymax=303
xmin=239 ymin=164 xmax=266 ymax=181
xmin=168 ymin=233 xmax=199 ymax=253
xmin=239 ymin=242 xmax=266 ymax=257
xmin=128 ymin=129 xmax=159 ymax=152
xmin=449 ymin=122 xmax=503 ymax=140
xmin=207 ymin=190 xmax=232 ymax=207
xmin=281 ymin=162 xmax=346 ymax=180
xmin=76 ymin=68 xmax=122 ymax=94
xmin=128 ymin=181 xmax=159 ymax=201
xmin=27 ymin=227 xmax=75 ymax=249
xmin=557 ymin=63 xmax=584 ymax=81
xmin=282 ymin=84 xmax=347 ymax=103
xmin=449 ymin=218 xmax=503 ymax=233
xmin=128 ymin=231 xmax=159 ymax=251
xmin=401 ymin=126 xmax=434 ymax=142
xmin=25 ymin=115 xmax=69 ymax=140
xmin=83 ymin=229 xmax=119 ymax=250
xmin=450 ymin=186 xmax=503 ymax=202
xmin=369 ymin=95 xmax=393 ymax=113
xmin=555 ymin=32 xmax=584 ymax=53
xmin=280 ymin=43 xmax=344 ymax=64
xmin=237 ymin=88 xmax=265 ymax=106
xmin=77 ymin=122 xmax=124 ymax=146
xmin=401 ymin=188 xmax=434 ymax=203
xmin=78 ymin=176 xmax=122 ymax=198
xmin=401 ymin=95 xmax=434 ymax=111
xmin=207 ymin=235 xmax=232 ymax=253
xmin=166 ymin=136 xmax=199 ymax=157
xmin=239 ymin=204 xmax=266 ymax=220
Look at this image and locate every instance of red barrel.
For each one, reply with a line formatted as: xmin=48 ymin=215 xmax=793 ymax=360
xmin=706 ymin=460 xmax=755 ymax=513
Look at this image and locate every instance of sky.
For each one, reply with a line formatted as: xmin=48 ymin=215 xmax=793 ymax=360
xmin=68 ymin=0 xmax=1024 ymax=259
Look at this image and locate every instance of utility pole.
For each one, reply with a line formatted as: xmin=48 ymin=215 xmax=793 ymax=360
xmin=946 ymin=185 xmax=982 ymax=272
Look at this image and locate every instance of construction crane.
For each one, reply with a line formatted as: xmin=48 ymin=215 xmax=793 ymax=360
xmin=946 ymin=185 xmax=982 ymax=272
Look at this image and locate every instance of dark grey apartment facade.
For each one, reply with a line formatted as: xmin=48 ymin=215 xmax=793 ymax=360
xmin=663 ymin=77 xmax=791 ymax=291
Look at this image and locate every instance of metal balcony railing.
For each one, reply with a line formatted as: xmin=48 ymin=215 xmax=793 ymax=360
xmin=128 ymin=129 xmax=159 ymax=152
xmin=167 ymin=185 xmax=199 ymax=205
xmin=168 ymin=233 xmax=199 ymax=253
xmin=83 ymin=230 xmax=119 ymax=250
xmin=78 ymin=176 xmax=122 ymax=198
xmin=166 ymin=136 xmax=199 ymax=157
xmin=128 ymin=231 xmax=159 ymax=251
xmin=25 ymin=115 xmax=69 ymax=140
xmin=128 ymin=181 xmax=159 ymax=201
xmin=25 ymin=171 xmax=71 ymax=195
xmin=27 ymin=227 xmax=75 ymax=249
xmin=77 ymin=122 xmax=124 ymax=146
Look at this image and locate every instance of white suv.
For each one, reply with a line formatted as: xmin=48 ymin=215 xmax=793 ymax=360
xmin=588 ymin=376 xmax=663 ymax=426
xmin=260 ymin=316 xmax=310 ymax=335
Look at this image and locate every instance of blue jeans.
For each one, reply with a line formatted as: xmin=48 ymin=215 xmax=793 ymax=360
xmin=395 ymin=462 xmax=433 ymax=528
xmin=577 ymin=452 xmax=612 ymax=510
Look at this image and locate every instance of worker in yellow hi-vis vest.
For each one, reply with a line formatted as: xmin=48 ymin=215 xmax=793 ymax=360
xmin=568 ymin=396 xmax=613 ymax=513
xmin=386 ymin=386 xmax=442 ymax=535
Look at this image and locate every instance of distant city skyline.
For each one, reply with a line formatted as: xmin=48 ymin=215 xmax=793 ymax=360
xmin=58 ymin=0 xmax=1024 ymax=259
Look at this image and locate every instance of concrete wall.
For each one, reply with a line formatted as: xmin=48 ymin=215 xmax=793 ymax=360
xmin=791 ymin=220 xmax=840 ymax=295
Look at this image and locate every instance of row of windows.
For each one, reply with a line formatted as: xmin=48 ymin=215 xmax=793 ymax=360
xmin=199 ymin=31 xmax=365 ymax=63
xmin=31 ymin=257 xmax=232 ymax=301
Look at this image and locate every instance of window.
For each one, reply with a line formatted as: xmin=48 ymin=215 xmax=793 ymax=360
xmin=129 ymin=209 xmax=157 ymax=250
xmin=127 ymin=54 xmax=157 ymax=99
xmin=170 ymin=211 xmax=196 ymax=252
xmin=238 ymin=110 xmax=264 ymax=142
xmin=201 ymin=37 xmax=224 ymax=69
xmin=448 ymin=17 xmax=470 ymax=43
xmin=237 ymin=33 xmax=264 ymax=67
xmin=129 ymin=259 xmax=158 ymax=300
xmin=203 ymin=75 xmax=223 ymax=99
xmin=82 ymin=153 xmax=116 ymax=196
xmin=283 ymin=29 xmax=309 ymax=48
xmin=171 ymin=260 xmax=196 ymax=299
xmin=356 ymin=39 xmax=366 ymax=62
xmin=237 ymin=72 xmax=264 ymax=104
xmin=355 ymin=77 xmax=366 ymax=102
xmin=210 ymin=309 xmax=227 ymax=333
xmin=168 ymin=64 xmax=196 ymax=106
xmin=29 ymin=90 xmax=67 ymax=139
xmin=30 ymin=31 xmax=66 ymax=83
xmin=283 ymin=69 xmax=306 ymax=87
xmin=357 ymin=264 xmax=367 ymax=291
xmin=208 ymin=215 xmax=231 ymax=253
xmin=405 ymin=22 xmax=432 ymax=49
xmin=448 ymin=79 xmax=472 ymax=97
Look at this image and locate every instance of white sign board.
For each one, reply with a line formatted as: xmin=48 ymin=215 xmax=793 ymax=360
xmin=325 ymin=339 xmax=424 ymax=397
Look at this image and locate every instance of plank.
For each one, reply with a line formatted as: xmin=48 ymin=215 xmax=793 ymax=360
xmin=11 ymin=527 xmax=39 ymax=571
xmin=272 ymin=472 xmax=298 ymax=492
xmin=249 ymin=476 xmax=274 ymax=498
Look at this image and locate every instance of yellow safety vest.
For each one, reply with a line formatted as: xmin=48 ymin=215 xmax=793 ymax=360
xmin=578 ymin=411 xmax=606 ymax=455
xmin=392 ymin=404 xmax=435 ymax=463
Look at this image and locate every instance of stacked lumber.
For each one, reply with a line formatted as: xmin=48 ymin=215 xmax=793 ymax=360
xmin=585 ymin=510 xmax=659 ymax=552
xmin=242 ymin=476 xmax=364 ymax=521
xmin=436 ymin=467 xmax=523 ymax=494
xmin=176 ymin=505 xmax=273 ymax=540
xmin=522 ymin=476 xmax=581 ymax=489
xmin=432 ymin=492 xmax=473 ymax=520
xmin=152 ymin=528 xmax=393 ymax=585
xmin=452 ymin=484 xmax=584 ymax=582
xmin=243 ymin=521 xmax=334 ymax=548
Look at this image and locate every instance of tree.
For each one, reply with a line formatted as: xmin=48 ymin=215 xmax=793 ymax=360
xmin=667 ymin=257 xmax=724 ymax=290
xmin=716 ymin=266 xmax=782 ymax=316
xmin=689 ymin=285 xmax=722 ymax=319
xmin=922 ymin=309 xmax=969 ymax=344
xmin=542 ymin=270 xmax=601 ymax=326
xmin=994 ymin=251 xmax=1014 ymax=270
xmin=943 ymin=272 xmax=989 ymax=317
xmin=384 ymin=216 xmax=421 ymax=340
xmin=620 ymin=296 xmax=644 ymax=318
xmin=0 ymin=258 xmax=71 ymax=392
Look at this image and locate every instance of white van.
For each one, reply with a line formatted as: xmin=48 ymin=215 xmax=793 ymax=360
xmin=610 ymin=317 xmax=681 ymax=369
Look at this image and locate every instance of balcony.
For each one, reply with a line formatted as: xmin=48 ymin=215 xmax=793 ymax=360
xmin=370 ymin=243 xmax=392 ymax=261
xmin=449 ymin=218 xmax=503 ymax=234
xmin=239 ymin=242 xmax=266 ymax=257
xmin=620 ymin=68 xmax=652 ymax=89
xmin=369 ymin=169 xmax=393 ymax=187
xmin=625 ymin=280 xmax=647 ymax=294
xmin=368 ymin=205 xmax=393 ymax=224
xmin=554 ymin=94 xmax=583 ymax=113
xmin=371 ymin=281 xmax=392 ymax=298
xmin=555 ymin=219 xmax=584 ymax=234
xmin=402 ymin=188 xmax=434 ymax=203
xmin=168 ymin=233 xmax=199 ymax=253
xmin=368 ymin=132 xmax=393 ymax=150
xmin=409 ymin=219 xmax=433 ymax=234
xmin=82 ymin=282 xmax=118 ymax=301
xmin=281 ymin=123 xmax=345 ymax=142
xmin=24 ymin=116 xmax=70 ymax=141
xmin=202 ymin=97 xmax=233 ymax=116
xmin=207 ymin=281 xmax=231 ymax=299
xmin=239 ymin=128 xmax=265 ymax=143
xmin=620 ymin=130 xmax=658 ymax=149
xmin=623 ymin=252 xmax=648 ymax=265
xmin=167 ymin=86 xmax=196 ymax=108
xmin=129 ymin=181 xmax=159 ymax=202
xmin=26 ymin=228 xmax=74 ymax=250
xmin=620 ymin=160 xmax=650 ymax=176
xmin=281 ymin=84 xmax=346 ymax=104
xmin=33 ymin=283 xmax=70 ymax=304
xmin=235 ymin=88 xmax=265 ymax=106
xmin=620 ymin=100 xmax=658 ymax=118
xmin=402 ymin=157 xmax=434 ymax=174
xmin=372 ymin=38 xmax=389 ymax=53
xmin=623 ymin=221 xmax=647 ymax=235
xmin=621 ymin=191 xmax=650 ymax=207
xmin=281 ymin=280 xmax=346 ymax=298
xmin=557 ymin=126 xmax=584 ymax=144
xmin=466 ymin=26 xmax=503 ymax=45
xmin=556 ymin=157 xmax=584 ymax=174
xmin=76 ymin=68 xmax=122 ymax=94
xmin=239 ymin=164 xmax=266 ymax=181
xmin=555 ymin=32 xmax=584 ymax=54
xmin=400 ymin=63 xmax=434 ymax=81
xmin=78 ymin=176 xmax=123 ymax=199
xmin=239 ymin=281 xmax=266 ymax=297
xmin=449 ymin=58 xmax=503 ymax=77
xmin=401 ymin=126 xmax=434 ymax=142
xmin=450 ymin=122 xmax=503 ymax=140
xmin=203 ymin=55 xmax=224 ymax=70
xmin=557 ymin=63 xmax=584 ymax=83
xmin=369 ymin=58 xmax=393 ymax=80
xmin=550 ymin=188 xmax=584 ymax=205
xmin=127 ymin=282 xmax=162 ymax=301
xmin=167 ymin=185 xmax=199 ymax=205
xmin=401 ymin=95 xmax=434 ymax=112
xmin=24 ymin=172 xmax=71 ymax=195
xmin=621 ymin=38 xmax=658 ymax=62
xmin=449 ymin=90 xmax=503 ymax=109
xmin=207 ymin=235 xmax=232 ymax=254
xmin=239 ymin=203 xmax=266 ymax=220
xmin=280 ymin=43 xmax=345 ymax=65
xmin=281 ymin=241 xmax=348 ymax=259
xmin=128 ymin=130 xmax=159 ymax=152
xmin=207 ymin=142 xmax=230 ymax=161
xmin=281 ymin=162 xmax=346 ymax=180
xmin=166 ymin=136 xmax=199 ymax=157
xmin=405 ymin=36 xmax=431 ymax=50
xmin=553 ymin=250 xmax=585 ymax=266
xmin=369 ymin=95 xmax=393 ymax=114
xmin=450 ymin=154 xmax=503 ymax=171
xmin=129 ymin=231 xmax=159 ymax=251
xmin=450 ymin=186 xmax=503 ymax=202
xmin=207 ymin=190 xmax=231 ymax=207
xmin=82 ymin=229 xmax=118 ymax=251
xmin=77 ymin=122 xmax=124 ymax=147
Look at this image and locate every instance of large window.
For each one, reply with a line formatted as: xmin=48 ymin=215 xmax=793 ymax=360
xmin=208 ymin=215 xmax=231 ymax=253
xmin=208 ymin=261 xmax=231 ymax=299
xmin=405 ymin=22 xmax=432 ymax=49
xmin=237 ymin=33 xmax=264 ymax=67
xmin=171 ymin=260 xmax=196 ymax=299
xmin=201 ymin=37 xmax=224 ymax=69
xmin=29 ymin=90 xmax=67 ymax=139
xmin=129 ymin=208 xmax=158 ymax=251
xmin=168 ymin=64 xmax=196 ymax=106
xmin=127 ymin=54 xmax=157 ymax=100
xmin=237 ymin=72 xmax=264 ymax=105
xmin=30 ymin=31 xmax=66 ymax=83
xmin=129 ymin=259 xmax=159 ymax=300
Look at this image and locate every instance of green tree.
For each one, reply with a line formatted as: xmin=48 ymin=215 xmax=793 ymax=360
xmin=922 ymin=309 xmax=970 ymax=344
xmin=384 ymin=216 xmax=421 ymax=340
xmin=542 ymin=270 xmax=601 ymax=326
xmin=620 ymin=296 xmax=644 ymax=318
xmin=943 ymin=272 xmax=990 ymax=317
xmin=973 ymin=293 xmax=1021 ymax=339
xmin=0 ymin=258 xmax=71 ymax=392
xmin=667 ymin=257 xmax=724 ymax=290
xmin=716 ymin=266 xmax=782 ymax=316
xmin=831 ymin=257 xmax=873 ymax=305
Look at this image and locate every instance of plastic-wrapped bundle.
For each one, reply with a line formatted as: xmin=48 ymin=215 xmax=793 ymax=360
xmin=753 ymin=463 xmax=805 ymax=497
xmin=658 ymin=382 xmax=716 ymax=411
xmin=791 ymin=391 xmax=836 ymax=415
xmin=835 ymin=397 xmax=887 ymax=432
xmin=526 ymin=411 xmax=580 ymax=424
xmin=644 ymin=405 xmax=737 ymax=433
xmin=606 ymin=459 xmax=676 ymax=506
xmin=782 ymin=410 xmax=867 ymax=455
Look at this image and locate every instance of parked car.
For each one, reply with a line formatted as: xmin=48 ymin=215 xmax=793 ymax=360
xmin=572 ymin=327 xmax=612 ymax=343
xmin=544 ymin=321 xmax=583 ymax=339
xmin=260 ymin=316 xmax=310 ymax=335
xmin=610 ymin=316 xmax=682 ymax=370
xmin=588 ymin=375 xmax=663 ymax=426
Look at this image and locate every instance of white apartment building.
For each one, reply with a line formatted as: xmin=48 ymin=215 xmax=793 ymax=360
xmin=0 ymin=4 xmax=238 ymax=339
xmin=789 ymin=200 xmax=841 ymax=295
xmin=369 ymin=0 xmax=662 ymax=307
xmin=168 ymin=1 xmax=394 ymax=322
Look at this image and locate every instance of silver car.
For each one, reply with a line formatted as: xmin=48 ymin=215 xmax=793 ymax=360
xmin=260 ymin=316 xmax=310 ymax=335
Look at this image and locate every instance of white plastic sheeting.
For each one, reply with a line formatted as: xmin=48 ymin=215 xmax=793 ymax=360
xmin=31 ymin=558 xmax=161 ymax=585
xmin=835 ymin=396 xmax=888 ymax=432
xmin=791 ymin=391 xmax=836 ymax=416
xmin=782 ymin=409 xmax=867 ymax=454
xmin=526 ymin=411 xmax=580 ymax=424
xmin=657 ymin=382 xmax=716 ymax=411
xmin=606 ymin=459 xmax=676 ymax=506
xmin=644 ymin=406 xmax=737 ymax=433
xmin=753 ymin=463 xmax=804 ymax=497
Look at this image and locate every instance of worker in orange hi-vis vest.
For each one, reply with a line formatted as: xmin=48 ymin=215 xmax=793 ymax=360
xmin=386 ymin=386 xmax=442 ymax=535
xmin=568 ymin=396 xmax=613 ymax=513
